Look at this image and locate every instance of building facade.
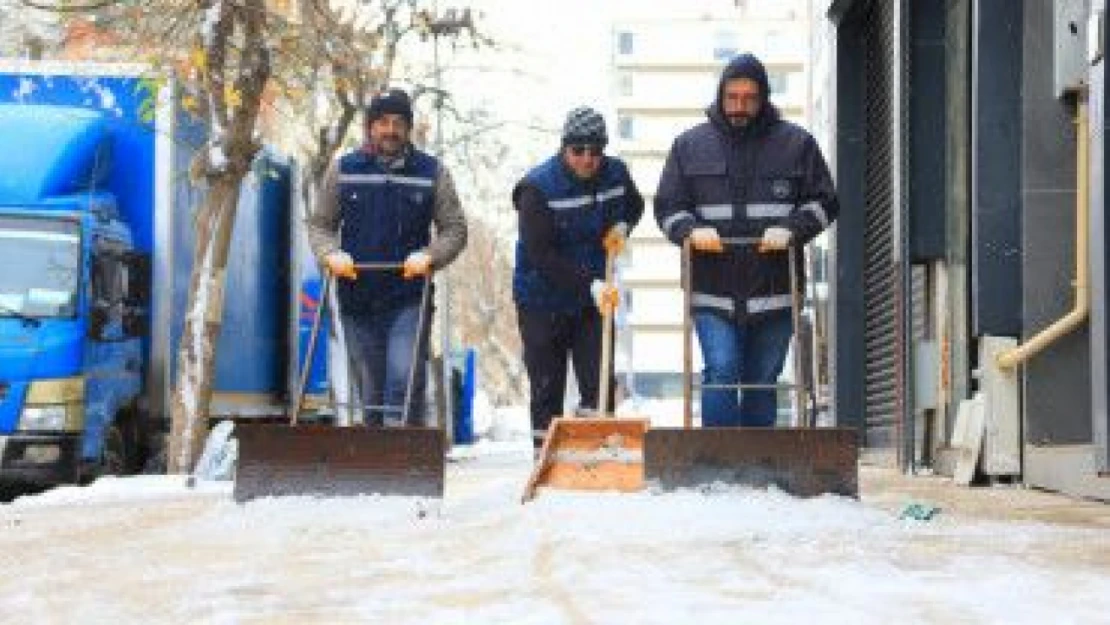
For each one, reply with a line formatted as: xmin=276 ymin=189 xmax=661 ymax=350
xmin=825 ymin=0 xmax=1110 ymax=499
xmin=610 ymin=1 xmax=813 ymax=405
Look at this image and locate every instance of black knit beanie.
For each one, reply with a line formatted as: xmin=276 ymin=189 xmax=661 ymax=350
xmin=366 ymin=88 xmax=413 ymax=126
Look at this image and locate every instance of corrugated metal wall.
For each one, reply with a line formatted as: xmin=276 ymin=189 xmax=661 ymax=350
xmin=862 ymin=0 xmax=900 ymax=454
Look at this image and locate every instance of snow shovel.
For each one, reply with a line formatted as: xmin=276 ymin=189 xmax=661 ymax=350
xmin=234 ymin=263 xmax=445 ymax=502
xmin=642 ymin=238 xmax=859 ymax=497
xmin=522 ymin=246 xmax=650 ymax=502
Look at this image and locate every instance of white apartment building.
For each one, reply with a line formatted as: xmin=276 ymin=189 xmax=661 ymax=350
xmin=609 ymin=1 xmax=812 ymax=400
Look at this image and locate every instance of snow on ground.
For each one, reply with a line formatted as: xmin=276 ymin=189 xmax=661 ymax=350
xmin=1 ymin=432 xmax=1108 ymax=624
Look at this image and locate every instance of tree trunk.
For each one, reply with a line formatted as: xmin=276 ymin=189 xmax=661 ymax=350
xmin=168 ymin=177 xmax=242 ymax=474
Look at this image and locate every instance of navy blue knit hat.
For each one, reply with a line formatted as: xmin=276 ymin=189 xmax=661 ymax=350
xmin=366 ymin=88 xmax=413 ymax=125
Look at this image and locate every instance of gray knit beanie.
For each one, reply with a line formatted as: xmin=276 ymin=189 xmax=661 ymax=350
xmin=561 ymin=106 xmax=608 ymax=146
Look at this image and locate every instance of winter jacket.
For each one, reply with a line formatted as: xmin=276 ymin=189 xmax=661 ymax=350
xmin=654 ymin=53 xmax=839 ymax=322
xmin=306 ymin=146 xmax=467 ymax=316
xmin=512 ymin=154 xmax=643 ymax=312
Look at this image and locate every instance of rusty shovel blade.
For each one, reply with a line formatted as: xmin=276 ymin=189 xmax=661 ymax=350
xmin=643 ymin=427 xmax=859 ymax=498
xmin=234 ymin=424 xmax=445 ymax=502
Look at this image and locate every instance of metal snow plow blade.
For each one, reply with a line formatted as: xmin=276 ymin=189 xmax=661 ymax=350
xmin=233 ymin=424 xmax=445 ymax=502
xmin=233 ymin=267 xmax=445 ymax=503
xmin=642 ymin=239 xmax=860 ymax=498
xmin=643 ymin=427 xmax=859 ymax=497
xmin=522 ymin=417 xmax=650 ymax=502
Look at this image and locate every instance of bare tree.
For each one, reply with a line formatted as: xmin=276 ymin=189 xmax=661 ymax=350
xmin=167 ymin=0 xmax=273 ymax=473
xmin=29 ymin=0 xmax=506 ymax=460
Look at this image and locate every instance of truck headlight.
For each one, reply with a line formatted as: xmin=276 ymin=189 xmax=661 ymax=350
xmin=20 ymin=377 xmax=85 ymax=432
xmin=20 ymin=405 xmax=68 ymax=431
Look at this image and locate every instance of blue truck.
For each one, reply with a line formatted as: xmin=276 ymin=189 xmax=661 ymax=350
xmin=0 ymin=61 xmax=318 ymax=487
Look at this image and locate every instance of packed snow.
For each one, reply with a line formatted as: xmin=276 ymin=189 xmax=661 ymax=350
xmin=1 ymin=413 xmax=1108 ymax=624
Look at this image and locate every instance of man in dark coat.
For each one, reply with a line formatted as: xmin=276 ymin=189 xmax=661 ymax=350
xmin=654 ymin=54 xmax=839 ymax=427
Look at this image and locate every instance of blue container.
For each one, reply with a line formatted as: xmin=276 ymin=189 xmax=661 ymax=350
xmin=453 ymin=347 xmax=476 ymax=444
xmin=212 ymin=155 xmax=291 ymax=394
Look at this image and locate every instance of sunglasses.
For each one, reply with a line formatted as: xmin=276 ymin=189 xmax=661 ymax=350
xmin=568 ymin=144 xmax=604 ymax=157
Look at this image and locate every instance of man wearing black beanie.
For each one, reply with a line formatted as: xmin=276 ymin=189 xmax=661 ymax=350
xmin=511 ymin=105 xmax=644 ymax=449
xmin=307 ymin=87 xmax=468 ymax=426
xmin=654 ymin=53 xmax=839 ymax=428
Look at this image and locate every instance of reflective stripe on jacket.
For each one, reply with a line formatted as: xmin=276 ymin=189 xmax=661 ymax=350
xmin=513 ymin=155 xmax=634 ymax=312
xmin=337 ymin=148 xmax=438 ymax=315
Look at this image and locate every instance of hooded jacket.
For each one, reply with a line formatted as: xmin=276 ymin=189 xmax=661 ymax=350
xmin=653 ymin=53 xmax=839 ymax=322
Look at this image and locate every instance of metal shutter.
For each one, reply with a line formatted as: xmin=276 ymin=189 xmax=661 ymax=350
xmin=862 ymin=0 xmax=900 ymax=455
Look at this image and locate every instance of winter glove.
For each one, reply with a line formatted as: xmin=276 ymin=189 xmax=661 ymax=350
xmin=590 ymin=279 xmax=619 ymax=315
xmin=688 ymin=226 xmax=723 ymax=253
xmin=325 ymin=251 xmax=357 ymax=280
xmin=759 ymin=226 xmax=793 ymax=252
xmin=402 ymin=250 xmax=432 ymax=280
xmin=602 ymin=222 xmax=629 ymax=256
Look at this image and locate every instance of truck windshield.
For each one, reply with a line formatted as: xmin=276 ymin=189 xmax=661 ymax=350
xmin=0 ymin=216 xmax=81 ymax=319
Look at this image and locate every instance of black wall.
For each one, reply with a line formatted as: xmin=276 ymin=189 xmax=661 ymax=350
xmin=1020 ymin=0 xmax=1091 ymax=445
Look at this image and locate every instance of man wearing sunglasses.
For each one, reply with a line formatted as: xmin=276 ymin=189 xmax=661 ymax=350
xmin=512 ymin=105 xmax=644 ymax=450
xmin=307 ymin=88 xmax=468 ymax=427
xmin=655 ymin=53 xmax=839 ymax=428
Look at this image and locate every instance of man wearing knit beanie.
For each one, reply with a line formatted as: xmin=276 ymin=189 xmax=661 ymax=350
xmin=306 ymin=87 xmax=468 ymax=426
xmin=366 ymin=88 xmax=414 ymax=126
xmin=561 ymin=105 xmax=608 ymax=148
xmin=654 ymin=53 xmax=840 ymax=428
xmin=511 ymin=105 xmax=644 ymax=450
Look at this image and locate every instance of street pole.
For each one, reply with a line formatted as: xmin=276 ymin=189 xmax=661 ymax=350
xmin=434 ymin=23 xmax=452 ymax=444
xmin=427 ymin=6 xmax=473 ymax=444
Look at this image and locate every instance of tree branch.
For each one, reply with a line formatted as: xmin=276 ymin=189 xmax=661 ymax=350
xmin=19 ymin=0 xmax=123 ymax=12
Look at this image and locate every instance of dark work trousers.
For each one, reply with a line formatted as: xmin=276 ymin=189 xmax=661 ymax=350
xmin=517 ymin=305 xmax=617 ymax=448
xmin=342 ymin=301 xmax=431 ymax=427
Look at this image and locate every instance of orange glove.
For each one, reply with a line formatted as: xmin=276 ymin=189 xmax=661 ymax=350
xmin=758 ymin=226 xmax=792 ymax=253
xmin=590 ymin=280 xmax=619 ymax=315
xmin=402 ymin=251 xmax=432 ymax=280
xmin=688 ymin=227 xmax=723 ymax=253
xmin=602 ymin=222 xmax=628 ymax=256
xmin=325 ymin=251 xmax=357 ymax=280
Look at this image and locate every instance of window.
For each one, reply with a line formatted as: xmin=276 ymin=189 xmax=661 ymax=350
xmin=617 ymin=31 xmax=634 ymax=55
xmin=618 ymin=72 xmax=633 ymax=97
xmin=633 ymin=372 xmax=686 ymax=399
xmin=767 ymin=71 xmax=788 ymax=95
xmin=618 ymin=116 xmax=635 ymax=140
xmin=712 ymin=30 xmax=738 ymax=61
xmin=0 ymin=216 xmax=80 ymax=318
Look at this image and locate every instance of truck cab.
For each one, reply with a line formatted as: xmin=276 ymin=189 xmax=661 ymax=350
xmin=0 ymin=62 xmax=319 ymax=489
xmin=0 ymin=105 xmax=151 ymax=485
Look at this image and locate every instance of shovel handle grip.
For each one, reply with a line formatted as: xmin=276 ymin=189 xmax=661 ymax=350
xmin=353 ymin=262 xmax=405 ymax=272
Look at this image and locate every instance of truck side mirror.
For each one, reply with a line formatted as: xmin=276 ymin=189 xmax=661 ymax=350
xmin=122 ymin=251 xmax=151 ymax=307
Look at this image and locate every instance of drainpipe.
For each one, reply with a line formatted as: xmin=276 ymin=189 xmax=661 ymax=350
xmin=997 ymin=99 xmax=1090 ymax=369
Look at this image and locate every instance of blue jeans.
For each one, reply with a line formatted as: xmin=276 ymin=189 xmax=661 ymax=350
xmin=694 ymin=310 xmax=793 ymax=427
xmin=343 ymin=302 xmax=429 ymax=426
